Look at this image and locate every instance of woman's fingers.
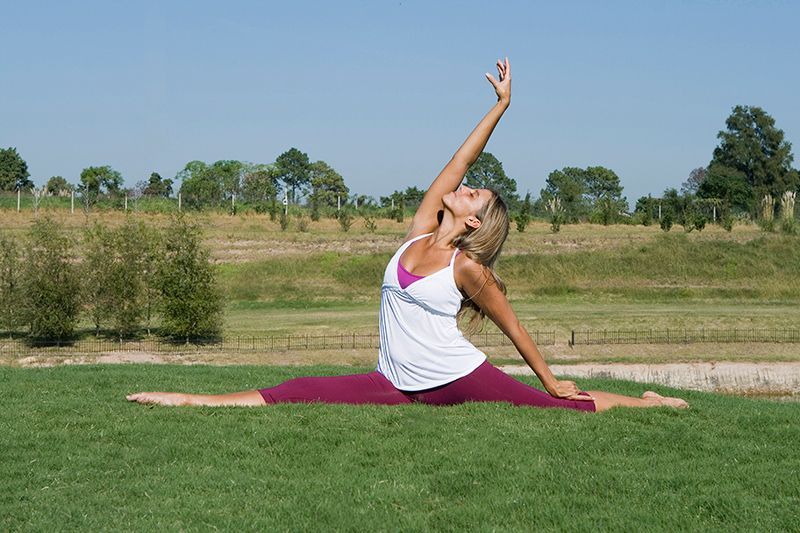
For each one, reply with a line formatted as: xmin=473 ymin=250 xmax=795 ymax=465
xmin=485 ymin=72 xmax=499 ymax=87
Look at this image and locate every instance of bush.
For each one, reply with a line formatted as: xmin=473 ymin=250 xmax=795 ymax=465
xmin=337 ymin=209 xmax=353 ymax=232
xmin=279 ymin=210 xmax=289 ymax=231
xmin=81 ymin=223 xmax=117 ymax=333
xmin=721 ymin=214 xmax=734 ymax=232
xmin=19 ymin=218 xmax=81 ymax=339
xmin=660 ymin=212 xmax=673 ymax=232
xmin=0 ymin=235 xmax=21 ymax=334
xmin=297 ymin=214 xmax=310 ymax=232
xmin=155 ymin=215 xmax=224 ymax=341
xmin=780 ymin=218 xmax=798 ymax=235
xmin=363 ymin=214 xmax=377 ymax=233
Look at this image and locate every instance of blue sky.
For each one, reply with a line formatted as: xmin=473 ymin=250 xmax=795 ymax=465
xmin=2 ymin=0 xmax=798 ymax=207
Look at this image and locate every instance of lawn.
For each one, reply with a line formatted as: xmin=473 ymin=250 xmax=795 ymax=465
xmin=2 ymin=365 xmax=797 ymax=531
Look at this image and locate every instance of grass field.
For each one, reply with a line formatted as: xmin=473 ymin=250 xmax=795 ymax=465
xmin=1 ymin=364 xmax=797 ymax=531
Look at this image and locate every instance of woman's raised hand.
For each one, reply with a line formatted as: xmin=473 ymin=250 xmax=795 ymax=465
xmin=485 ymin=57 xmax=511 ymax=104
xmin=547 ymin=379 xmax=595 ymax=401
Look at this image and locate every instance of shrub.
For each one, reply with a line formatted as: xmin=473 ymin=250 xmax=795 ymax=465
xmin=514 ymin=192 xmax=532 ymax=232
xmin=19 ymin=218 xmax=81 ymax=339
xmin=721 ymin=214 xmax=734 ymax=232
xmin=297 ymin=214 xmax=310 ymax=232
xmin=363 ymin=214 xmax=377 ymax=233
xmin=660 ymin=212 xmax=673 ymax=232
xmin=337 ymin=209 xmax=353 ymax=232
xmin=81 ymin=223 xmax=116 ymax=334
xmin=0 ymin=235 xmax=21 ymax=334
xmin=780 ymin=218 xmax=798 ymax=235
xmin=279 ymin=210 xmax=289 ymax=231
xmin=155 ymin=215 xmax=224 ymax=341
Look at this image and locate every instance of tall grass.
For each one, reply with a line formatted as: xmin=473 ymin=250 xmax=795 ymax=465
xmin=219 ymin=233 xmax=800 ymax=305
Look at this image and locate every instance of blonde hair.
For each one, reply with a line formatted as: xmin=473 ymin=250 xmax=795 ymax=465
xmin=452 ymin=189 xmax=509 ymax=331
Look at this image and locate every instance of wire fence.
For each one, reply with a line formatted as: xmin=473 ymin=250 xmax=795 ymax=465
xmin=0 ymin=330 xmax=556 ymax=357
xmin=570 ymin=327 xmax=800 ymax=346
xmin=4 ymin=328 xmax=799 ymax=357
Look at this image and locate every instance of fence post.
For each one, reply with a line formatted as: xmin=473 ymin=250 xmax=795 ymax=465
xmin=352 ymin=332 xmax=356 ymax=349
xmin=570 ymin=330 xmax=575 ymax=347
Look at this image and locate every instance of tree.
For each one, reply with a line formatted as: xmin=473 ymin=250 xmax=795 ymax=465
xmin=584 ymin=166 xmax=627 ymax=225
xmin=275 ymin=148 xmax=311 ymax=204
xmin=402 ymin=186 xmax=425 ymax=208
xmin=539 ymin=167 xmax=590 ymax=223
xmin=465 ymin=152 xmax=519 ymax=208
xmin=681 ymin=167 xmax=707 ymax=195
xmin=0 ymin=235 xmax=21 ymax=333
xmin=0 ymin=147 xmax=32 ymax=191
xmin=45 ymin=176 xmax=72 ymax=196
xmin=81 ymin=223 xmax=116 ymax=333
xmin=208 ymin=160 xmax=244 ymax=201
xmin=308 ymin=160 xmax=348 ymax=209
xmin=700 ymin=105 xmax=799 ymax=214
xmin=19 ymin=218 xmax=81 ymax=339
xmin=241 ymin=165 xmax=279 ymax=207
xmin=177 ymin=161 xmax=220 ymax=208
xmin=143 ymin=172 xmax=174 ymax=197
xmin=155 ymin=215 xmax=224 ymax=340
xmin=79 ymin=165 xmax=124 ymax=206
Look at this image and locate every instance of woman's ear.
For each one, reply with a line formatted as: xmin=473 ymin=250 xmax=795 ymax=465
xmin=465 ymin=216 xmax=482 ymax=230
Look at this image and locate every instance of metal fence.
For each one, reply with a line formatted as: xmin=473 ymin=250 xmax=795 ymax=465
xmin=570 ymin=327 xmax=800 ymax=346
xmin=0 ymin=330 xmax=556 ymax=356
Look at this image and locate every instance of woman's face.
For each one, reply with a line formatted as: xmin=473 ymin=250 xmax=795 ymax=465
xmin=443 ymin=185 xmax=492 ymax=221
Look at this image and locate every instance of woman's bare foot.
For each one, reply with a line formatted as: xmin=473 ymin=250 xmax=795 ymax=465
xmin=126 ymin=392 xmax=193 ymax=406
xmin=643 ymin=391 xmax=689 ymax=408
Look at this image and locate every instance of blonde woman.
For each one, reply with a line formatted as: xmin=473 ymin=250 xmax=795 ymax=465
xmin=128 ymin=58 xmax=687 ymax=411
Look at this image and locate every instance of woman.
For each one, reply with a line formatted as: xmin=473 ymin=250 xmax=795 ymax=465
xmin=128 ymin=58 xmax=688 ymax=412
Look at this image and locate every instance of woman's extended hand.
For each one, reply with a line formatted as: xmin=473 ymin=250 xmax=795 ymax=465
xmin=485 ymin=57 xmax=511 ymax=104
xmin=547 ymin=380 xmax=595 ymax=401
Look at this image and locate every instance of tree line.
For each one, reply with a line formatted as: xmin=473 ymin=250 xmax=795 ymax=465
xmin=0 ymin=215 xmax=223 ymax=342
xmin=2 ymin=104 xmax=798 ymax=231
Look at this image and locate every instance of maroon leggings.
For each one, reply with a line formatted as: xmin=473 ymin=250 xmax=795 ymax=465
xmin=259 ymin=360 xmax=595 ymax=412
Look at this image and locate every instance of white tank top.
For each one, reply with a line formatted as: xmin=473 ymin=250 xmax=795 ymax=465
xmin=376 ymin=233 xmax=487 ymax=391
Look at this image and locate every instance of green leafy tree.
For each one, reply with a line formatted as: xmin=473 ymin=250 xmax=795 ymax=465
xmin=155 ymin=215 xmax=224 ymax=340
xmin=700 ymin=105 xmax=799 ymax=214
xmin=309 ymin=161 xmax=349 ymax=210
xmin=465 ymin=152 xmax=519 ymax=208
xmin=275 ymin=148 xmax=311 ymax=204
xmin=19 ymin=218 xmax=81 ymax=339
xmin=584 ymin=166 xmax=628 ymax=225
xmin=81 ymin=223 xmax=116 ymax=333
xmin=539 ymin=167 xmax=590 ymax=223
xmin=209 ymin=160 xmax=244 ymax=201
xmin=0 ymin=147 xmax=32 ymax=191
xmin=0 ymin=235 xmax=21 ymax=334
xmin=402 ymin=186 xmax=425 ymax=209
xmin=177 ymin=161 xmax=220 ymax=208
xmin=142 ymin=172 xmax=174 ymax=197
xmin=79 ymin=165 xmax=124 ymax=207
xmin=241 ymin=165 xmax=279 ymax=210
xmin=45 ymin=176 xmax=72 ymax=196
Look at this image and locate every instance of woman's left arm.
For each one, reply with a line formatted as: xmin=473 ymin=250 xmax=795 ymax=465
xmin=455 ymin=257 xmax=591 ymax=401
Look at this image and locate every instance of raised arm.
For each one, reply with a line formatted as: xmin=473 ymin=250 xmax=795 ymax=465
xmin=405 ymin=58 xmax=512 ymax=241
xmin=454 ymin=256 xmax=593 ymax=401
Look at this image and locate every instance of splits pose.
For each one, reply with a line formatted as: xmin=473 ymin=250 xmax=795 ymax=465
xmin=128 ymin=58 xmax=688 ymax=412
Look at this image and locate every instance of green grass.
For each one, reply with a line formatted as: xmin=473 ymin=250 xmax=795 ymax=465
xmin=1 ymin=365 xmax=797 ymax=530
xmin=218 ymin=232 xmax=800 ymax=307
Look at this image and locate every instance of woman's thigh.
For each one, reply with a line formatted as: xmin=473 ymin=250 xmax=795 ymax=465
xmin=405 ymin=360 xmax=595 ymax=412
xmin=259 ymin=371 xmax=412 ymax=405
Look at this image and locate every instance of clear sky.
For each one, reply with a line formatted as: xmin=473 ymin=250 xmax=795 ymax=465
xmin=2 ymin=0 xmax=799 ymax=207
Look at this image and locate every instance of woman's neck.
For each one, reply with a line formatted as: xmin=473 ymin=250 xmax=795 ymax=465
xmin=429 ymin=210 xmax=465 ymax=249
